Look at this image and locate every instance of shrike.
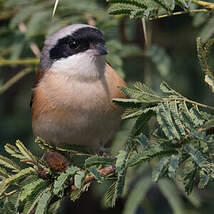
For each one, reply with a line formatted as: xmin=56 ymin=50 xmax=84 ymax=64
xmin=31 ymin=24 xmax=127 ymax=150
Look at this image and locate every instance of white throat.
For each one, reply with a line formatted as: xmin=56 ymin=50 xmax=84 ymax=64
xmin=51 ymin=51 xmax=105 ymax=81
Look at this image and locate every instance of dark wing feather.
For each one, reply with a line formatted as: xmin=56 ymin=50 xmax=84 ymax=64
xmin=30 ymin=69 xmax=44 ymax=108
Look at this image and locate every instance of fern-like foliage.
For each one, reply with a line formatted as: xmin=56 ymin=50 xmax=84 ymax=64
xmin=107 ymin=0 xmax=214 ymax=19
xmin=0 ymin=139 xmax=117 ymax=214
xmin=1 ymin=77 xmax=214 ymax=213
xmin=114 ymin=78 xmax=214 ymax=194
xmin=107 ymin=0 xmax=190 ymax=19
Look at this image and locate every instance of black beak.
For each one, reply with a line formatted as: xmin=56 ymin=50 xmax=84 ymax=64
xmin=96 ymin=43 xmax=108 ymax=55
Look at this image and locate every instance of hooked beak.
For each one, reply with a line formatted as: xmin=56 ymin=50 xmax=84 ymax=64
xmin=95 ymin=43 xmax=108 ymax=55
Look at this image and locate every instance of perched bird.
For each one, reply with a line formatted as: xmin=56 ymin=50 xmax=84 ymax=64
xmin=31 ymin=24 xmax=127 ymax=151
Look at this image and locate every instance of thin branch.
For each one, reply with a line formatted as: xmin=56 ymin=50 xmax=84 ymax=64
xmin=141 ymin=18 xmax=149 ymax=49
xmin=52 ymin=0 xmax=60 ymax=17
xmin=191 ymin=0 xmax=214 ymax=9
xmin=184 ymin=98 xmax=214 ymax=110
xmin=0 ymin=68 xmax=33 ymax=94
xmin=0 ymin=58 xmax=39 ymax=66
xmin=150 ymin=9 xmax=210 ymax=20
xmin=163 ymin=97 xmax=214 ymax=110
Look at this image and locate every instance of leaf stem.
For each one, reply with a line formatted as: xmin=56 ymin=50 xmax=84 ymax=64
xmin=0 ymin=58 xmax=39 ymax=66
xmin=52 ymin=0 xmax=59 ymax=17
xmin=191 ymin=0 xmax=214 ymax=9
xmin=164 ymin=97 xmax=214 ymax=110
xmin=151 ymin=9 xmax=210 ymax=20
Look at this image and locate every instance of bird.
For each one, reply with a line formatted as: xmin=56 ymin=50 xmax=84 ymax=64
xmin=31 ymin=24 xmax=127 ymax=151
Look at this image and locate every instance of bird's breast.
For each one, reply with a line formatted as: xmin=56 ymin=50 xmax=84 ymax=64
xmin=32 ymin=69 xmax=124 ymax=148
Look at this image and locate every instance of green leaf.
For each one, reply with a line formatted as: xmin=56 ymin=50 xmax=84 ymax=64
xmin=115 ymin=150 xmax=128 ymax=174
xmin=182 ymin=158 xmax=197 ymax=194
xmin=85 ymin=156 xmax=114 ymax=168
xmin=0 ymin=155 xmax=20 ymax=171
xmin=15 ymin=140 xmax=37 ymax=162
xmin=7 ymin=190 xmax=20 ymax=213
xmin=122 ymin=176 xmax=151 ymax=214
xmin=0 ymin=167 xmax=9 ymax=179
xmin=131 ymin=109 xmax=156 ymax=136
xmin=168 ymin=155 xmax=179 ymax=178
xmin=110 ymin=146 xmax=131 ymax=207
xmin=1 ymin=190 xmax=20 ymax=214
xmin=104 ymin=181 xmax=117 ymax=207
xmin=160 ymin=81 xmax=182 ymax=97
xmin=70 ymin=189 xmax=82 ymax=202
xmin=107 ymin=0 xmax=189 ymax=19
xmin=119 ymin=85 xmax=162 ymax=103
xmin=184 ymin=145 xmax=209 ymax=169
xmin=127 ymin=146 xmax=165 ymax=167
xmin=152 ymin=157 xmax=170 ymax=182
xmin=20 ymin=178 xmax=47 ymax=202
xmin=160 ymin=81 xmax=173 ymax=94
xmin=134 ymin=133 xmax=149 ymax=148
xmin=133 ymin=81 xmax=156 ymax=94
xmin=107 ymin=0 xmax=147 ymax=9
xmin=198 ymin=170 xmax=210 ymax=189
xmin=121 ymin=108 xmax=144 ymax=120
xmin=35 ymin=189 xmax=52 ymax=214
xmin=112 ymin=173 xmax=125 ymax=206
xmin=53 ymin=166 xmax=79 ymax=195
xmin=169 ymin=101 xmax=186 ymax=136
xmin=74 ymin=170 xmax=86 ymax=189
xmin=156 ymin=103 xmax=180 ymax=140
xmin=4 ymin=144 xmax=23 ymax=159
xmin=22 ymin=186 xmax=51 ymax=214
xmin=189 ymin=107 xmax=204 ymax=127
xmin=88 ymin=166 xmax=103 ymax=182
xmin=70 ymin=183 xmax=90 ymax=202
xmin=179 ymin=102 xmax=196 ymax=131
xmin=112 ymin=98 xmax=142 ymax=110
xmin=189 ymin=130 xmax=208 ymax=142
xmin=108 ymin=3 xmax=140 ymax=16
xmin=0 ymin=168 xmax=36 ymax=196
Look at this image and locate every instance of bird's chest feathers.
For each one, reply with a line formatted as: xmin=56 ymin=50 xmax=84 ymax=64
xmin=35 ymin=71 xmax=114 ymax=119
xmin=32 ymin=71 xmax=120 ymax=146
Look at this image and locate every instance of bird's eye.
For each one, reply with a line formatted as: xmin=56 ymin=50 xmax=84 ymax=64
xmin=69 ymin=41 xmax=78 ymax=49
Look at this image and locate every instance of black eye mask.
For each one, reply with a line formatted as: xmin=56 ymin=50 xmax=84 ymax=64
xmin=49 ymin=27 xmax=105 ymax=60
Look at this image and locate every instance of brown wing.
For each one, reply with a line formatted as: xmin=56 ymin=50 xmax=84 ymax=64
xmin=105 ymin=62 xmax=127 ymax=99
xmin=30 ymin=69 xmax=45 ymax=108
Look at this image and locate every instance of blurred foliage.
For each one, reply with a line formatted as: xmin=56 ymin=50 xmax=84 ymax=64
xmin=2 ymin=0 xmax=214 ymax=214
